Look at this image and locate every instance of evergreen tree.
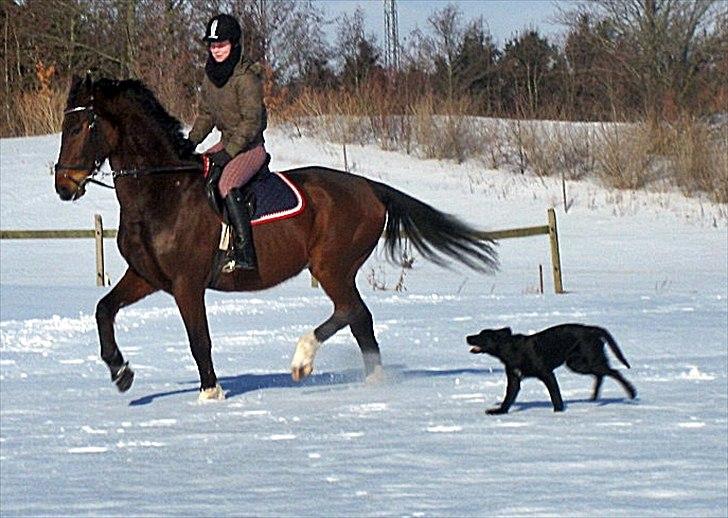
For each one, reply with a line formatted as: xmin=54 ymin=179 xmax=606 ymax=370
xmin=452 ymin=20 xmax=500 ymax=113
xmin=498 ymin=30 xmax=565 ymax=115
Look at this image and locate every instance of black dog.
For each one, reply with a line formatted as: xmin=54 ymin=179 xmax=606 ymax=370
xmin=466 ymin=324 xmax=637 ymax=414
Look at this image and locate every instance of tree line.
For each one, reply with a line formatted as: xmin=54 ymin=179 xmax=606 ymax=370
xmin=2 ymin=0 xmax=726 ymax=137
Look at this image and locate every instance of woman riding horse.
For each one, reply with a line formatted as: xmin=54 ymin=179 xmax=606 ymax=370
xmin=54 ymin=72 xmax=498 ymax=401
xmin=189 ymin=13 xmax=267 ymax=273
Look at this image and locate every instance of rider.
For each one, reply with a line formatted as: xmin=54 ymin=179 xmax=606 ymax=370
xmin=188 ymin=13 xmax=268 ymax=272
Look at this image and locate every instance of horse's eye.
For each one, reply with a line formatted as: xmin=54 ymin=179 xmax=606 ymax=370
xmin=71 ymin=126 xmax=82 ymax=136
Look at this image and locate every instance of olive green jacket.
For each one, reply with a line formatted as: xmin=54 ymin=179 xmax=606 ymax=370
xmin=189 ymin=57 xmax=267 ymax=156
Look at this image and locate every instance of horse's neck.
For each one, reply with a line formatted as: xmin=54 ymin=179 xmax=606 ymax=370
xmin=109 ymin=115 xmax=201 ymax=220
xmin=113 ymin=129 xmax=180 ymax=168
xmin=111 ymin=155 xmax=196 ymax=218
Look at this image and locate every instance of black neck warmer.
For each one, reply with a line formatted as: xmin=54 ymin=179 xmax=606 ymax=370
xmin=205 ymin=43 xmax=242 ymax=88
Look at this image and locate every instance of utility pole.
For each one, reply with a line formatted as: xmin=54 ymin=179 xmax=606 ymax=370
xmin=383 ymin=0 xmax=400 ymax=70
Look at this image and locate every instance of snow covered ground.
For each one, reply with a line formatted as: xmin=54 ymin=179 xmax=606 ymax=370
xmin=1 ymin=128 xmax=726 ymax=516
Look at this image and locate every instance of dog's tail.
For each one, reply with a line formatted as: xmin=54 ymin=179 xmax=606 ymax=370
xmin=601 ymin=329 xmax=631 ymax=368
xmin=368 ymin=179 xmax=498 ymax=273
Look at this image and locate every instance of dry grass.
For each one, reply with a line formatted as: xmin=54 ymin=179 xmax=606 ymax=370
xmin=5 ymin=88 xmax=66 ymax=137
xmin=280 ymin=89 xmax=726 ymax=204
xmin=411 ymin=95 xmax=478 ymax=163
xmin=2 ymin=62 xmax=66 ymax=137
xmin=472 ymin=119 xmax=510 ymax=169
xmin=585 ymin=118 xmax=727 ymax=202
xmin=515 ymin=123 xmax=559 ymax=178
xmin=592 ymin=122 xmax=656 ymax=190
xmin=666 ymin=117 xmax=728 ymax=203
xmin=6 ymin=71 xmax=723 ymax=206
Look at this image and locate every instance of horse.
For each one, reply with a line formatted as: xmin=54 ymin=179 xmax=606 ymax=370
xmin=54 ymin=74 xmax=498 ymax=401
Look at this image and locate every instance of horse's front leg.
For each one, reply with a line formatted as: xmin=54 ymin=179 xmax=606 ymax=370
xmin=173 ymin=284 xmax=223 ymax=401
xmin=97 ymin=268 xmax=158 ymax=392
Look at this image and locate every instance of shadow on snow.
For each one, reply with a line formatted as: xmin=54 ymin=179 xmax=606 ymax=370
xmin=128 ymin=366 xmax=496 ymax=406
xmin=509 ymin=397 xmax=639 ymax=413
xmin=129 ymin=366 xmax=638 ymax=411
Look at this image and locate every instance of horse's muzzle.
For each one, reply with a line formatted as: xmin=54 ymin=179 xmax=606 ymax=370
xmin=55 ymin=170 xmax=87 ymax=201
xmin=56 ymin=183 xmax=76 ymax=201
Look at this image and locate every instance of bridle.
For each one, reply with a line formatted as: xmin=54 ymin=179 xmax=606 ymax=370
xmin=54 ymin=103 xmax=201 ymax=196
xmin=54 ymin=104 xmax=110 ymax=193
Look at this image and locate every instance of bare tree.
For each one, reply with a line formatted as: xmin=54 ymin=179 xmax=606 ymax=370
xmin=427 ymin=4 xmax=463 ymax=100
xmin=334 ymin=7 xmax=380 ymax=90
xmin=562 ymin=0 xmax=723 ymax=118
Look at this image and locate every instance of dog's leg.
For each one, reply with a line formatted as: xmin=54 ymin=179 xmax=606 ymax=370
xmin=607 ymin=369 xmax=637 ymax=399
xmin=541 ymin=372 xmax=565 ymax=411
xmin=591 ymin=375 xmax=604 ymax=400
xmin=487 ymin=369 xmax=521 ymax=414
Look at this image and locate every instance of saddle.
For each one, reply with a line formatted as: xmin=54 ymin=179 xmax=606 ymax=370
xmin=204 ymin=153 xmax=270 ymax=218
xmin=203 ymin=153 xmax=304 ymax=225
xmin=204 ymin=155 xmax=306 ymax=286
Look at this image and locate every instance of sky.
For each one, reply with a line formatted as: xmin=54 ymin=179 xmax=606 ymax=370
xmin=314 ymin=0 xmax=567 ymax=47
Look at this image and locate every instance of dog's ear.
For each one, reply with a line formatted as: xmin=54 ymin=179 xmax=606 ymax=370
xmin=497 ymin=327 xmax=512 ymax=337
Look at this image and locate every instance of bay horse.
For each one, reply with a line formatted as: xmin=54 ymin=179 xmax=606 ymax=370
xmin=54 ymin=75 xmax=498 ymax=400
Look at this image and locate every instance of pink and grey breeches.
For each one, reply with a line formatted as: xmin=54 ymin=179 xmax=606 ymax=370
xmin=207 ymin=142 xmax=267 ymax=198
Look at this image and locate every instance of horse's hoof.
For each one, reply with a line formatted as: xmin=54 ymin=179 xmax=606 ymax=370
xmin=365 ymin=365 xmax=386 ymax=384
xmin=113 ymin=362 xmax=134 ymax=392
xmin=291 ymin=364 xmax=313 ymax=382
xmin=290 ymin=331 xmax=320 ymax=382
xmin=198 ymin=384 xmax=225 ymax=402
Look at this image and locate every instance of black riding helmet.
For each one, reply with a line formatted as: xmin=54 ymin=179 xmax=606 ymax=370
xmin=202 ymin=13 xmax=241 ymax=45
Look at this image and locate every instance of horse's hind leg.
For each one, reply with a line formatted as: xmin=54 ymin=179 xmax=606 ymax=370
xmin=96 ymin=268 xmax=157 ymax=392
xmin=349 ymin=292 xmax=382 ymax=378
xmin=291 ymin=274 xmax=381 ymax=381
xmin=290 ymin=309 xmax=346 ymax=382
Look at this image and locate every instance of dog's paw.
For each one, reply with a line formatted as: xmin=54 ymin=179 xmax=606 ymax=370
xmin=486 ymin=407 xmax=507 ymax=415
xmin=553 ymin=406 xmax=565 ymax=412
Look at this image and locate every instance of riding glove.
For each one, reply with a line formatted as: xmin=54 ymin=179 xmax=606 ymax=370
xmin=210 ymin=149 xmax=232 ymax=170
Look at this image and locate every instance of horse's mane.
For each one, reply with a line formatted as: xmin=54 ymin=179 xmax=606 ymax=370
xmin=95 ymin=78 xmax=196 ymax=159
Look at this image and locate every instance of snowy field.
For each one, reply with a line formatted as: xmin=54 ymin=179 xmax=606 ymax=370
xmin=1 ymin=128 xmax=726 ymax=516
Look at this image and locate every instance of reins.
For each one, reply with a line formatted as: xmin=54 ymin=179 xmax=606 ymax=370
xmin=112 ymin=164 xmax=202 ymax=179
xmin=62 ymin=165 xmax=203 ymax=191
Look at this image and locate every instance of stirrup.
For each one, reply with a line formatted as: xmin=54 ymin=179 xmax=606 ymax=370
xmin=221 ymin=253 xmax=256 ymax=273
xmin=221 ymin=259 xmax=235 ymax=274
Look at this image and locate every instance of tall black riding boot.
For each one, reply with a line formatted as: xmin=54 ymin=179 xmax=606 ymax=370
xmin=222 ymin=187 xmax=257 ymax=272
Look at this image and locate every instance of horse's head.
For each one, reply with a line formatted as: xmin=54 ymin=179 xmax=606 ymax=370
xmin=54 ymin=74 xmax=117 ymax=201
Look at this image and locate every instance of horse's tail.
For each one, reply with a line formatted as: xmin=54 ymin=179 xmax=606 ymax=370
xmin=600 ymin=329 xmax=631 ymax=369
xmin=368 ymin=180 xmax=498 ymax=273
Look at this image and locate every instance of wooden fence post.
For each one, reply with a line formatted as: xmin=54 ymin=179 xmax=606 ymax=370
xmin=94 ymin=214 xmax=105 ymax=286
xmin=547 ymin=208 xmax=564 ymax=294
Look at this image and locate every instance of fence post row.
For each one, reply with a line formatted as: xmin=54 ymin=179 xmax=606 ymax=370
xmin=313 ymin=208 xmax=565 ymax=293
xmin=1 ymin=210 xmax=565 ymax=292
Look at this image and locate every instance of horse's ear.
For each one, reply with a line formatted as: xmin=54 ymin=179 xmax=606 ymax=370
xmin=70 ymin=74 xmax=82 ymax=89
xmin=84 ymin=71 xmax=93 ymax=88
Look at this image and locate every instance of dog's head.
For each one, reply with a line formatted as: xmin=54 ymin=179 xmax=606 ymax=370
xmin=466 ymin=327 xmax=513 ymax=356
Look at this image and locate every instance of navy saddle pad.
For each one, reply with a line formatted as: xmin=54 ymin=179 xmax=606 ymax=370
xmin=248 ymin=171 xmax=305 ymax=225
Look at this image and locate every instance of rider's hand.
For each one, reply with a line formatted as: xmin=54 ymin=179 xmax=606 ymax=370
xmin=210 ymin=149 xmax=232 ymax=170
